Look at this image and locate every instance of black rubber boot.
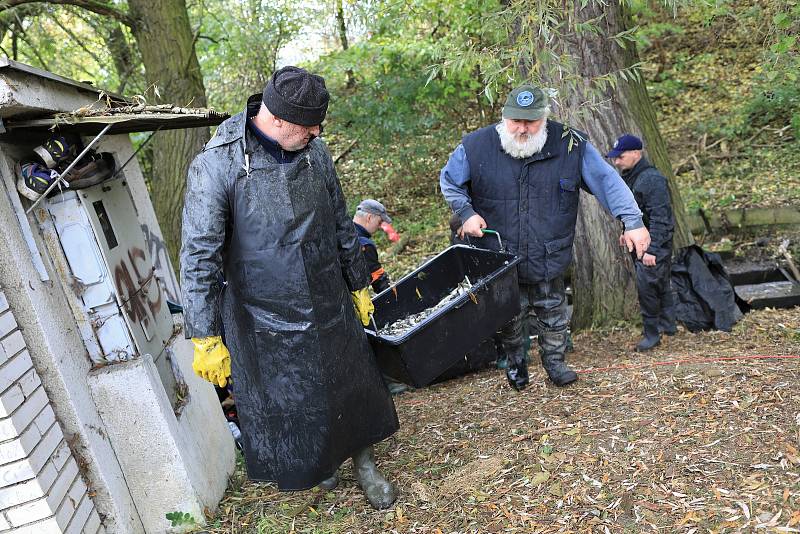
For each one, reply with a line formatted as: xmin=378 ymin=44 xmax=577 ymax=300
xmin=659 ymin=312 xmax=677 ymax=336
xmin=636 ymin=319 xmax=661 ymax=352
xmin=317 ymin=470 xmax=339 ymax=490
xmin=505 ymin=347 xmax=529 ymax=391
xmin=540 ymin=352 xmax=577 ymax=387
xmin=352 ymin=446 xmax=397 ymax=510
xmin=659 ymin=324 xmax=677 ymax=336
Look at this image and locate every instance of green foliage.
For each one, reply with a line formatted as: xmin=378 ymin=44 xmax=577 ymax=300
xmin=640 ymin=0 xmax=800 ymax=213
xmin=424 ymin=0 xmax=649 ymax=117
xmin=740 ymin=1 xmax=800 ymax=134
xmin=742 ymin=76 xmax=800 ymax=132
xmin=0 ymin=4 xmax=143 ymax=95
xmin=192 ymin=1 xmax=307 ymax=113
xmin=165 ymin=511 xmax=197 ymax=527
xmin=309 ymin=0 xmax=500 ymax=143
xmin=317 ymin=41 xmax=483 ymax=143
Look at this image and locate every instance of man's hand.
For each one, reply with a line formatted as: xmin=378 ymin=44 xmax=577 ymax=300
xmin=191 ymin=336 xmax=231 ymax=387
xmin=622 ymin=227 xmax=651 ymax=260
xmin=642 ymin=253 xmax=657 ymax=267
xmin=461 ymin=214 xmax=487 ymax=238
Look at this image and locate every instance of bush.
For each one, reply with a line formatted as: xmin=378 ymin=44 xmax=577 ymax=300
xmin=315 ymin=40 xmax=483 ymax=143
xmin=742 ymin=80 xmax=800 ymax=130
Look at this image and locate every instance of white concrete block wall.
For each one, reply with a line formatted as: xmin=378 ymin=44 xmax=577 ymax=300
xmin=0 ymin=291 xmax=103 ymax=533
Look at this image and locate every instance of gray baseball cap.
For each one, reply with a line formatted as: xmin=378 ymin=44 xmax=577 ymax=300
xmin=502 ymin=84 xmax=549 ymax=121
xmin=357 ymin=199 xmax=392 ymax=223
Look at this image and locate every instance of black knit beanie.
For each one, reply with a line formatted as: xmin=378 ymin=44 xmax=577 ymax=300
xmin=262 ymin=66 xmax=329 ymax=126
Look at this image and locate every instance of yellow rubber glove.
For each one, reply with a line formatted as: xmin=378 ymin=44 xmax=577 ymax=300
xmin=350 ymin=288 xmax=375 ymax=326
xmin=191 ymin=336 xmax=231 ymax=387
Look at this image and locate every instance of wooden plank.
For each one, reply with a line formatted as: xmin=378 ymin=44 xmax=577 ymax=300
xmin=689 ymin=206 xmax=800 ymax=234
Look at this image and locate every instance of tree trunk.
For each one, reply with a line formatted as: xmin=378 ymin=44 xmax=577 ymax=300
xmin=127 ymin=0 xmax=209 ymax=266
xmin=622 ymin=45 xmax=694 ymax=250
xmin=335 ymin=0 xmax=349 ymax=50
xmin=530 ymin=2 xmax=693 ymax=329
xmin=335 ymin=0 xmax=355 ymax=88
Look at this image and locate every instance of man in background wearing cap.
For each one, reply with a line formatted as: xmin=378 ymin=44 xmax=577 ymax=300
xmin=181 ymin=66 xmax=399 ymax=509
xmin=608 ymin=134 xmax=676 ymax=351
xmin=353 ymin=199 xmax=393 ymax=293
xmin=352 ymin=199 xmax=410 ymax=395
xmin=440 ymin=84 xmax=649 ymax=389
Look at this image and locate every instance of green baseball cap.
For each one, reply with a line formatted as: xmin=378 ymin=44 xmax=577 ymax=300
xmin=502 ymin=85 xmax=549 ymax=121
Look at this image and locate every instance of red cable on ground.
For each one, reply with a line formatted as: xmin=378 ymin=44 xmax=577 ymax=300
xmin=576 ymin=354 xmax=800 ymax=374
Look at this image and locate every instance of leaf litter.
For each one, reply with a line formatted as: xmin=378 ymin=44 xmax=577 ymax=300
xmin=202 ymin=307 xmax=800 ymax=533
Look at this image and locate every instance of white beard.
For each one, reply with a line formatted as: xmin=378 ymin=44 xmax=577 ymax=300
xmin=496 ymin=122 xmax=548 ymax=159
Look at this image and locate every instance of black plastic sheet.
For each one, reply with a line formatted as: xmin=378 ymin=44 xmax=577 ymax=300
xmin=670 ymin=245 xmax=747 ymax=332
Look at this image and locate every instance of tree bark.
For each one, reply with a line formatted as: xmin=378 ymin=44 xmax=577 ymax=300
xmin=534 ymin=2 xmax=692 ymax=328
xmin=335 ymin=0 xmax=349 ymax=50
xmin=127 ymin=0 xmax=209 ymax=266
xmin=335 ymin=0 xmax=355 ymax=88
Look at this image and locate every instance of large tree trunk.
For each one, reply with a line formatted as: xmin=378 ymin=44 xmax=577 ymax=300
xmin=534 ymin=2 xmax=693 ymax=329
xmin=127 ymin=0 xmax=209 ymax=266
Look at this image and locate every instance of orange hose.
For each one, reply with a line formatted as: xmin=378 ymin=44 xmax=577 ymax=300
xmin=576 ymin=354 xmax=800 ymax=374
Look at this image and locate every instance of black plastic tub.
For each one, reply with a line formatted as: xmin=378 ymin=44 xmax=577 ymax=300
xmin=366 ymin=245 xmax=521 ymax=387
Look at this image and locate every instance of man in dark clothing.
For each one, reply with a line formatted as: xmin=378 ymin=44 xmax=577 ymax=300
xmin=352 ymin=199 xmax=409 ymax=395
xmin=353 ymin=199 xmax=392 ymax=294
xmin=181 ymin=66 xmax=398 ymax=509
xmin=608 ymin=134 xmax=677 ymax=351
xmin=441 ymin=84 xmax=649 ymax=389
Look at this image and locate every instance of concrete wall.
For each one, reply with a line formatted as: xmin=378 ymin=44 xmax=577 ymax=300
xmin=0 ymin=144 xmax=145 ymax=533
xmin=0 ymin=65 xmax=236 ymax=532
xmin=89 ymin=351 xmax=236 ymax=532
xmin=0 ymin=65 xmax=105 ymax=120
xmin=0 ymin=290 xmax=103 ymax=533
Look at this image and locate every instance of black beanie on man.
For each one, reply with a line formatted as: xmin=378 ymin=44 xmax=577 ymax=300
xmin=262 ymin=66 xmax=329 ymax=126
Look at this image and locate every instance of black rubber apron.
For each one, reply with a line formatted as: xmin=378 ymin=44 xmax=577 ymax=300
xmin=221 ymin=142 xmax=398 ymax=490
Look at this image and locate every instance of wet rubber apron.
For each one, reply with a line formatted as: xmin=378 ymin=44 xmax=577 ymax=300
xmin=221 ymin=138 xmax=398 ymax=490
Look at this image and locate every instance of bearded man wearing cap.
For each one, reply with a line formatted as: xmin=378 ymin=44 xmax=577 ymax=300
xmin=607 ymin=134 xmax=676 ymax=351
xmin=180 ymin=66 xmax=399 ymax=509
xmin=440 ymin=84 xmax=650 ymax=389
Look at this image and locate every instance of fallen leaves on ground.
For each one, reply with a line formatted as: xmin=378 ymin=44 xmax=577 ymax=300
xmin=203 ymin=307 xmax=800 ymax=533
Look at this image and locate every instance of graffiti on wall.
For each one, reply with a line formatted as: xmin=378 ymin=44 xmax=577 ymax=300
xmin=141 ymin=223 xmax=181 ymax=304
xmin=113 ymin=246 xmax=163 ymax=337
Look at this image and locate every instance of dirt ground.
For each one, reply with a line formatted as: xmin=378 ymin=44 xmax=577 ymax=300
xmin=203 ymin=307 xmax=800 ymax=533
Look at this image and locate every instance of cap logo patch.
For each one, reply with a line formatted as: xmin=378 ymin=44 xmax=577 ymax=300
xmin=516 ymin=90 xmax=534 ymax=107
xmin=613 ymin=140 xmax=619 ymax=148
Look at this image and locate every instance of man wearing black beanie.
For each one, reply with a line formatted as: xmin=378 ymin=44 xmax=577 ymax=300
xmin=181 ymin=66 xmax=399 ymax=510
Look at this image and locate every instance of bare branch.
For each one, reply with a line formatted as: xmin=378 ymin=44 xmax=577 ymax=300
xmin=0 ymin=0 xmax=135 ymax=28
